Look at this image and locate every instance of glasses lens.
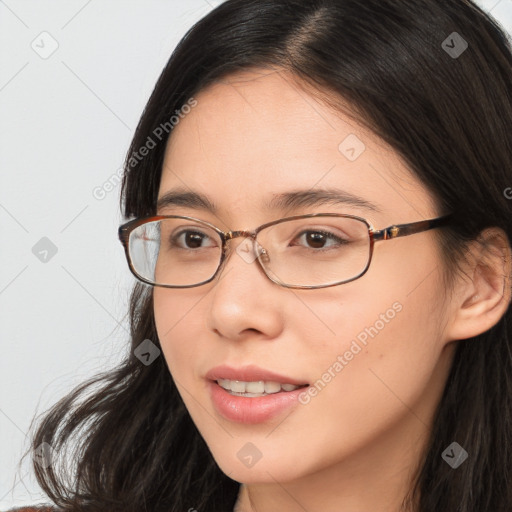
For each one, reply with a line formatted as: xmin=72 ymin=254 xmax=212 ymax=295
xmin=126 ymin=215 xmax=370 ymax=288
xmin=128 ymin=218 xmax=222 ymax=286
xmin=257 ymin=216 xmax=370 ymax=287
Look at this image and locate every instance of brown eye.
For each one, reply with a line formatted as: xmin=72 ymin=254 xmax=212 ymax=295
xmin=292 ymin=230 xmax=348 ymax=250
xmin=172 ymin=230 xmax=216 ymax=249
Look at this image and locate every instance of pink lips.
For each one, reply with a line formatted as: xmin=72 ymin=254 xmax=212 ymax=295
xmin=205 ymin=365 xmax=309 ymax=424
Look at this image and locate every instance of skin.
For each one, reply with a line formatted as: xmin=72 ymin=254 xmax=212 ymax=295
xmin=152 ymin=68 xmax=511 ymax=512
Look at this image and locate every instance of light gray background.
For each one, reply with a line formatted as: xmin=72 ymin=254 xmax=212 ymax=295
xmin=1 ymin=0 xmax=511 ymax=508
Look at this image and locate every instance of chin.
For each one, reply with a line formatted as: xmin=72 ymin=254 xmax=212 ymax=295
xmin=207 ymin=442 xmax=310 ymax=484
xmin=218 ymin=461 xmax=304 ymax=484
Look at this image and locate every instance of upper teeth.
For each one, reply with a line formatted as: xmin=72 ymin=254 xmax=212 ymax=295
xmin=217 ymin=379 xmax=301 ymax=394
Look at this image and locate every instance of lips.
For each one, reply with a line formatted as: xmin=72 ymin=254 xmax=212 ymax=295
xmin=205 ymin=365 xmax=310 ymax=423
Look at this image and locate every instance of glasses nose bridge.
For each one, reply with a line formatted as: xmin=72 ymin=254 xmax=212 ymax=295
xmin=222 ymin=227 xmax=268 ymax=261
xmin=224 ymin=229 xmax=257 ymax=242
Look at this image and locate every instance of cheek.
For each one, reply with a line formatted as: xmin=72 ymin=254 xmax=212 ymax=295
xmin=153 ymin=289 xmax=206 ymax=381
xmin=289 ymin=258 xmax=445 ymax=433
xmin=294 ymin=284 xmax=439 ymax=407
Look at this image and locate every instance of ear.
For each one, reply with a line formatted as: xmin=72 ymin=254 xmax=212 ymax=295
xmin=445 ymin=227 xmax=512 ymax=342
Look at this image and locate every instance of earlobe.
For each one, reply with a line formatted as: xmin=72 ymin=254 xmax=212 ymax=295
xmin=445 ymin=227 xmax=512 ymax=342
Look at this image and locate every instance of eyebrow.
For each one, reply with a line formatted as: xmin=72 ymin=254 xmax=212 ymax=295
xmin=156 ymin=187 xmax=382 ymax=214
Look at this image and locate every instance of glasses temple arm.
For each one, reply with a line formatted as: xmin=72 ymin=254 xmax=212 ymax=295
xmin=372 ymin=214 xmax=454 ymax=241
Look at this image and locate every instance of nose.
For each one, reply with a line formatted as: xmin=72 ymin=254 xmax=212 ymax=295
xmin=205 ymin=237 xmax=284 ymax=342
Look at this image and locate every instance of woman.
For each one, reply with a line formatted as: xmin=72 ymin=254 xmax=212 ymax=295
xmin=13 ymin=0 xmax=512 ymax=511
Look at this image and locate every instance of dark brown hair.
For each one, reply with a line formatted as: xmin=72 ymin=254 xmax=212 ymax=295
xmin=24 ymin=0 xmax=512 ymax=510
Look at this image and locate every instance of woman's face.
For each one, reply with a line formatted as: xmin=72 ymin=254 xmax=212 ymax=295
xmin=153 ymin=69 xmax=457 ymax=484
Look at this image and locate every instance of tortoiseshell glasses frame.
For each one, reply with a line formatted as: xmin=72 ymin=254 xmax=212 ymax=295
xmin=118 ymin=212 xmax=454 ymax=289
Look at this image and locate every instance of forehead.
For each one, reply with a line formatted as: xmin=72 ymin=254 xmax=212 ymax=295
xmin=159 ymin=68 xmax=437 ymax=224
xmin=167 ymin=68 xmax=379 ymax=156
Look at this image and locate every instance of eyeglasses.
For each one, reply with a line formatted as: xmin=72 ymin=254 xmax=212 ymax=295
xmin=118 ymin=212 xmax=453 ymax=289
